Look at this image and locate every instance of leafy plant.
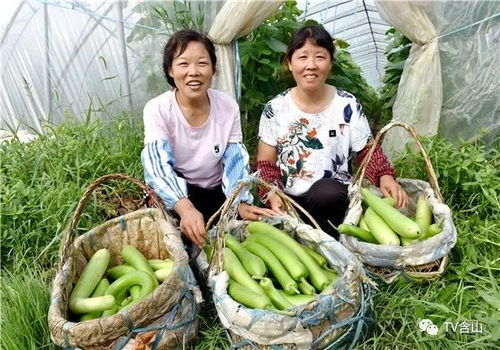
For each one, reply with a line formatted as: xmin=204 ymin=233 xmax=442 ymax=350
xmin=238 ymin=1 xmax=304 ymax=156
xmin=125 ymin=0 xmax=205 ymax=96
xmin=394 ymin=134 xmax=500 ymax=219
xmin=127 ymin=0 xmax=204 ymax=42
xmin=378 ymin=28 xmax=411 ymax=125
xmin=0 ymin=264 xmax=56 ymax=350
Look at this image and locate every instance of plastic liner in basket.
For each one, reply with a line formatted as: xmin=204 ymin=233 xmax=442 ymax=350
xmin=342 ymin=180 xmax=456 ymax=267
xmin=47 ymin=174 xmax=202 ymax=349
xmin=339 ymin=122 xmax=457 ymax=283
xmin=203 ymin=177 xmax=375 ymax=350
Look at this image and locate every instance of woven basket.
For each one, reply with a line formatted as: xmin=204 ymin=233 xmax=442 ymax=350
xmin=204 ymin=177 xmax=374 ymax=350
xmin=47 ymin=174 xmax=201 ymax=349
xmin=340 ymin=122 xmax=456 ymax=284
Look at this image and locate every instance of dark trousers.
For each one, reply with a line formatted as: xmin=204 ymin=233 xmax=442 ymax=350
xmin=169 ymin=182 xmax=226 ymax=259
xmin=174 ymin=183 xmax=226 ymax=293
xmin=288 ymin=178 xmax=348 ymax=239
xmin=172 ymin=182 xmax=227 ymax=223
xmin=186 ymin=182 xmax=226 ymax=222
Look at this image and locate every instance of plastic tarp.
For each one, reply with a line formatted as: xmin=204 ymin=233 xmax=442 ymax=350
xmin=2 ymin=0 xmax=498 ymax=147
xmin=375 ymin=0 xmax=442 ymax=159
xmin=0 ymin=0 xmax=279 ymax=136
xmin=2 ymin=0 xmax=155 ymax=134
xmin=434 ymin=1 xmax=500 ymax=143
xmin=209 ymin=0 xmax=284 ymax=100
xmin=376 ymin=0 xmax=500 ymax=157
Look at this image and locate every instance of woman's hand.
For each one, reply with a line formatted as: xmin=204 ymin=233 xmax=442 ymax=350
xmin=267 ymin=193 xmax=284 ymax=214
xmin=238 ymin=203 xmax=281 ymax=221
xmin=174 ymin=198 xmax=206 ymax=247
xmin=379 ymin=175 xmax=409 ymax=209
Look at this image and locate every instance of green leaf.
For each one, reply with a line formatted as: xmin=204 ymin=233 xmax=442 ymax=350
xmin=265 ymin=38 xmax=287 ymax=53
xmin=257 ymin=74 xmax=269 ymax=82
xmin=386 ymin=60 xmax=406 ymax=72
xmin=301 ymin=137 xmax=323 ymax=150
xmin=477 ymin=290 xmax=500 ymax=310
xmin=334 ymin=38 xmax=350 ymax=49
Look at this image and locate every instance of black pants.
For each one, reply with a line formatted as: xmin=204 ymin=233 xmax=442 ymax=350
xmin=174 ymin=182 xmax=227 ymax=223
xmin=169 ymin=182 xmax=226 ymax=257
xmin=288 ymin=178 xmax=348 ymax=239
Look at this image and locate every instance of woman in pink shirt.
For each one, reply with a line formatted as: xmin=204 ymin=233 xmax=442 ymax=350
xmin=142 ymin=30 xmax=276 ymax=247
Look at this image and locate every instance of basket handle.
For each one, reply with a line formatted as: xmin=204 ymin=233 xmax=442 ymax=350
xmin=205 ymin=176 xmax=321 ymax=232
xmin=354 ymin=121 xmax=444 ymax=203
xmin=58 ymin=173 xmax=169 ymax=271
xmin=205 ymin=176 xmax=322 ymax=274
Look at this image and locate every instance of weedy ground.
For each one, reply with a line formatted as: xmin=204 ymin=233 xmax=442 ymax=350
xmin=1 ymin=118 xmax=498 ymax=349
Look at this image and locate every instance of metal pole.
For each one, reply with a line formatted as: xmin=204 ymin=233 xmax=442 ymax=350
xmin=43 ymin=1 xmax=52 ymax=121
xmin=116 ymin=1 xmax=133 ymax=117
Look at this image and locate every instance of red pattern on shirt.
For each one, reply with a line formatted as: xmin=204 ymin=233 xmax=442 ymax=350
xmin=255 ymin=160 xmax=283 ymax=204
xmin=355 ymin=144 xmax=395 ymax=186
xmin=255 ymin=144 xmax=394 ymax=204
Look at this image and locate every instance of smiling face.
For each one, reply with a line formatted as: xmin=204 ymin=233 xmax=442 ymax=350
xmin=168 ymin=41 xmax=214 ymax=100
xmin=287 ymin=40 xmax=332 ymax=92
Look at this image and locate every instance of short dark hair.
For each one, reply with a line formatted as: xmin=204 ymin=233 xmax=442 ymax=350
xmin=162 ymin=29 xmax=217 ymax=88
xmin=283 ymin=25 xmax=335 ymax=64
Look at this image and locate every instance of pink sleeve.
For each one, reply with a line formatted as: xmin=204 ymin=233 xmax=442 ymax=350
xmin=143 ymin=101 xmax=168 ymax=143
xmin=228 ymin=103 xmax=243 ymax=143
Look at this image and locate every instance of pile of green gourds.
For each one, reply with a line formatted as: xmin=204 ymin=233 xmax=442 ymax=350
xmin=338 ymin=188 xmax=442 ymax=246
xmin=69 ymin=245 xmax=174 ymax=321
xmin=222 ymin=222 xmax=337 ymax=311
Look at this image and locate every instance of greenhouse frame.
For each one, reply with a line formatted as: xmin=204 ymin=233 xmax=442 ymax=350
xmin=1 ymin=1 xmax=499 ymax=349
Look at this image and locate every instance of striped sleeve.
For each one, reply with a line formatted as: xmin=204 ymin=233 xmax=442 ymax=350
xmin=141 ymin=140 xmax=188 ymax=209
xmin=221 ymin=143 xmax=253 ymax=204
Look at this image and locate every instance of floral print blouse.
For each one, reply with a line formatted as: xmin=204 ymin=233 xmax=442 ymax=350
xmin=258 ymin=88 xmax=372 ymax=196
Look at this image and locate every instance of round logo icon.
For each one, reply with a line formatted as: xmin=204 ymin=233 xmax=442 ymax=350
xmin=426 ymin=324 xmax=439 ymax=336
xmin=419 ymin=319 xmax=439 ymax=336
xmin=419 ymin=319 xmax=433 ymax=332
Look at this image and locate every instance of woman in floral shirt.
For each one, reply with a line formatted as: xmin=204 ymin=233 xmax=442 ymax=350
xmin=256 ymin=25 xmax=408 ymax=237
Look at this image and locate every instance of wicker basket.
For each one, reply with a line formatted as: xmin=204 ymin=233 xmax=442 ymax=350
xmin=204 ymin=177 xmax=374 ymax=350
xmin=47 ymin=174 xmax=201 ymax=349
xmin=340 ymin=122 xmax=457 ymax=284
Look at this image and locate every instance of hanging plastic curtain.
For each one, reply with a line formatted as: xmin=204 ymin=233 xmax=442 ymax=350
xmin=375 ymin=0 xmax=442 ymax=159
xmin=376 ymin=0 xmax=500 ymax=156
xmin=208 ymin=0 xmax=284 ymax=100
xmin=433 ymin=1 xmax=500 ymax=143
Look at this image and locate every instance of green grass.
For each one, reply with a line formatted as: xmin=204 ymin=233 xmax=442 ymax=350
xmin=356 ymin=214 xmax=500 ymax=350
xmin=0 ymin=115 xmax=144 ymax=269
xmin=1 ymin=118 xmax=499 ymax=349
xmin=0 ymin=262 xmax=56 ymax=350
xmin=195 ymin=303 xmax=230 ymax=350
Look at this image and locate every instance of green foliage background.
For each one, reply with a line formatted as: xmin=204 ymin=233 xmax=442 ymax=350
xmin=239 ymin=1 xmax=381 ymax=156
xmin=378 ymin=28 xmax=412 ymax=126
xmin=4 ymin=2 xmax=499 ymax=350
